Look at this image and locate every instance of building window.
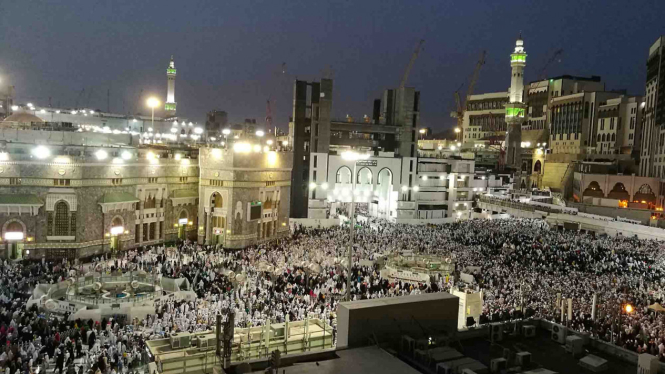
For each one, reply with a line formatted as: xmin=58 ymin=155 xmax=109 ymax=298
xmin=9 ymin=178 xmax=21 ymax=185
xmin=148 ymin=177 xmax=158 ymax=183
xmin=180 ymin=177 xmax=188 ymax=183
xmin=54 ymin=201 xmax=69 ymax=236
xmin=47 ymin=213 xmax=53 ymax=236
xmin=112 ymin=178 xmax=123 ymax=185
xmin=313 ymin=155 xmax=317 ymax=168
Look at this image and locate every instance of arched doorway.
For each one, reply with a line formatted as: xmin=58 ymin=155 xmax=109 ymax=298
xmin=357 ymin=168 xmax=373 ymax=185
xmin=520 ymin=179 xmax=526 ymax=190
xmin=533 ymin=160 xmax=542 ymax=174
xmin=5 ymin=221 xmax=25 ymax=260
xmin=634 ymin=184 xmax=657 ymax=205
xmin=376 ymin=168 xmax=393 ymax=218
xmin=178 ymin=210 xmax=188 ymax=240
xmin=607 ymin=182 xmax=630 ymax=201
xmin=336 ymin=166 xmax=352 ymax=184
xmin=109 ymin=216 xmax=124 ymax=255
xmin=583 ymin=181 xmax=604 ymax=198
xmin=209 ymin=193 xmax=225 ymax=245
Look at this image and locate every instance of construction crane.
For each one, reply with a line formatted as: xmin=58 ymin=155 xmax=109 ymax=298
xmin=451 ymin=50 xmax=487 ymax=140
xmin=399 ymin=39 xmax=425 ymax=90
xmin=538 ymin=48 xmax=563 ymax=81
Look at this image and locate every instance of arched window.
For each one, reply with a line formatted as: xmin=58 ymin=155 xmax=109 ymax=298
xmin=611 ymin=133 xmax=616 ymax=142
xmin=608 ymin=182 xmax=629 ymax=200
xmin=357 ymin=168 xmax=372 ymax=185
xmin=583 ymin=181 xmax=604 ymax=198
xmin=54 ymin=201 xmax=69 ymax=236
xmin=336 ymin=166 xmax=352 ymax=184
xmin=597 ymin=134 xmax=601 ymax=142
xmin=211 ymin=192 xmax=223 ymax=208
xmin=534 ymin=160 xmax=542 ymax=174
xmin=602 ymin=134 xmax=606 ymax=142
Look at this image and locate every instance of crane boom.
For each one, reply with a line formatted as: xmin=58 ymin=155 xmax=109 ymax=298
xmin=452 ymin=51 xmax=486 ymax=140
xmin=464 ymin=50 xmax=486 ymax=108
xmin=399 ymin=39 xmax=425 ymax=89
xmin=538 ymin=48 xmax=563 ymax=81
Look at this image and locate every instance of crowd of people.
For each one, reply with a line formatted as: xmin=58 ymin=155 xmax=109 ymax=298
xmin=4 ymin=216 xmax=665 ymax=374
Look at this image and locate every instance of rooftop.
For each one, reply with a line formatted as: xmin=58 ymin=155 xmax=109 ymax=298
xmin=248 ymin=346 xmax=420 ymax=374
xmin=529 ymin=74 xmax=602 ymax=84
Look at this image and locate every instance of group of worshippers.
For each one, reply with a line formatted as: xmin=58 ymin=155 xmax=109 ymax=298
xmin=5 ymin=216 xmax=665 ymax=372
xmin=0 ymin=260 xmax=149 ymax=374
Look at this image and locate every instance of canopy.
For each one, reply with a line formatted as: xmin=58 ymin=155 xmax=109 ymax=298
xmin=648 ymin=303 xmax=665 ymax=312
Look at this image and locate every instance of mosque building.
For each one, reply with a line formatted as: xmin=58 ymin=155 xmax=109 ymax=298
xmin=0 ymin=57 xmax=292 ymax=260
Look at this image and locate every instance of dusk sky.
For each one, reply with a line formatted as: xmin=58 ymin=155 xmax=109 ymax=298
xmin=1 ymin=0 xmax=664 ymax=132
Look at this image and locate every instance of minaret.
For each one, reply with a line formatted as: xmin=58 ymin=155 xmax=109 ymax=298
xmin=165 ymin=56 xmax=177 ymax=115
xmin=505 ymin=35 xmax=527 ymax=169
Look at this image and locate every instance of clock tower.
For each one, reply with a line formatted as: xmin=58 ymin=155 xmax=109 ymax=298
xmin=505 ymin=35 xmax=527 ymax=169
xmin=165 ymin=56 xmax=177 ymax=115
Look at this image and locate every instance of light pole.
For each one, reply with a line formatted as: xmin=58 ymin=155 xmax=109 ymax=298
xmin=147 ymin=97 xmax=160 ymax=133
xmin=454 ymin=127 xmax=461 ymax=142
xmin=341 ymin=150 xmax=370 ymax=301
xmin=419 ymin=128 xmax=426 ymax=140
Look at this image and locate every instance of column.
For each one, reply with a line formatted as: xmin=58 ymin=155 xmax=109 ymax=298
xmin=138 ymin=201 xmax=144 ymax=244
xmin=205 ymin=211 xmax=212 ymax=245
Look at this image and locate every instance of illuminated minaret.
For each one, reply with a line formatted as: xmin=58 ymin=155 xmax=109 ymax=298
xmin=165 ymin=56 xmax=177 ymax=114
xmin=505 ymin=35 xmax=527 ymax=168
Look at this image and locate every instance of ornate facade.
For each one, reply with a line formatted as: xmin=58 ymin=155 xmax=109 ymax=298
xmin=0 ymin=127 xmax=291 ymax=260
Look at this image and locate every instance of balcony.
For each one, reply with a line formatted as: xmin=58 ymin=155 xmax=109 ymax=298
xmin=397 ymin=201 xmax=416 ymax=210
xmin=419 ymin=179 xmax=448 ymax=188
xmin=417 ymin=191 xmax=447 ymax=202
xmin=418 ymin=163 xmax=449 ymax=172
xmin=330 ymin=137 xmax=377 ymax=148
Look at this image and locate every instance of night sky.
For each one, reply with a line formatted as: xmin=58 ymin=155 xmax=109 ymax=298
xmin=1 ymin=0 xmax=664 ymax=132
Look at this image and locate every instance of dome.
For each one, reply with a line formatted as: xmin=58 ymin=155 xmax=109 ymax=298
xmin=3 ymin=112 xmax=44 ymax=124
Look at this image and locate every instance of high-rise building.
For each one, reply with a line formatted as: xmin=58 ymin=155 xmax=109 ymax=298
xmin=206 ymin=110 xmax=228 ymax=137
xmin=640 ymin=36 xmax=665 ymax=177
xmin=461 ymin=92 xmax=508 ymax=146
xmin=288 ymin=78 xmax=508 ymax=221
xmin=165 ymin=56 xmax=177 ymax=115
xmin=595 ymin=95 xmax=644 ymax=156
xmin=505 ymin=36 xmax=527 ymax=168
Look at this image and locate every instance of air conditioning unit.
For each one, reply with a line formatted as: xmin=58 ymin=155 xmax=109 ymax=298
xmin=638 ymin=353 xmax=659 ymax=374
xmin=565 ymin=335 xmax=584 ymax=356
xmin=551 ymin=323 xmax=567 ymax=344
xmin=490 ymin=358 xmax=507 ymax=373
xmin=516 ymin=351 xmax=531 ymax=367
xmin=489 ymin=322 xmax=503 ymax=343
xmin=460 ymin=369 xmax=478 ymax=374
xmin=522 ymin=324 xmax=536 ymax=338
xmin=197 ymin=335 xmax=208 ymax=349
xmin=170 ymin=333 xmax=191 ymax=349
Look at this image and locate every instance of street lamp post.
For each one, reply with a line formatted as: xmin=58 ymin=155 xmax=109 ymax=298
xmin=147 ymin=97 xmax=160 ymax=133
xmin=341 ymin=151 xmax=370 ymax=301
xmin=454 ymin=127 xmax=461 ymax=142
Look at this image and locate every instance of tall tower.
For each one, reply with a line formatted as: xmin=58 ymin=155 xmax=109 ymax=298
xmin=165 ymin=56 xmax=177 ymax=115
xmin=505 ymin=35 xmax=527 ymax=169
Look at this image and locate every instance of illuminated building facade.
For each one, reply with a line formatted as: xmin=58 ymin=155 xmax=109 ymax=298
xmin=0 ymin=118 xmax=291 ymax=260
